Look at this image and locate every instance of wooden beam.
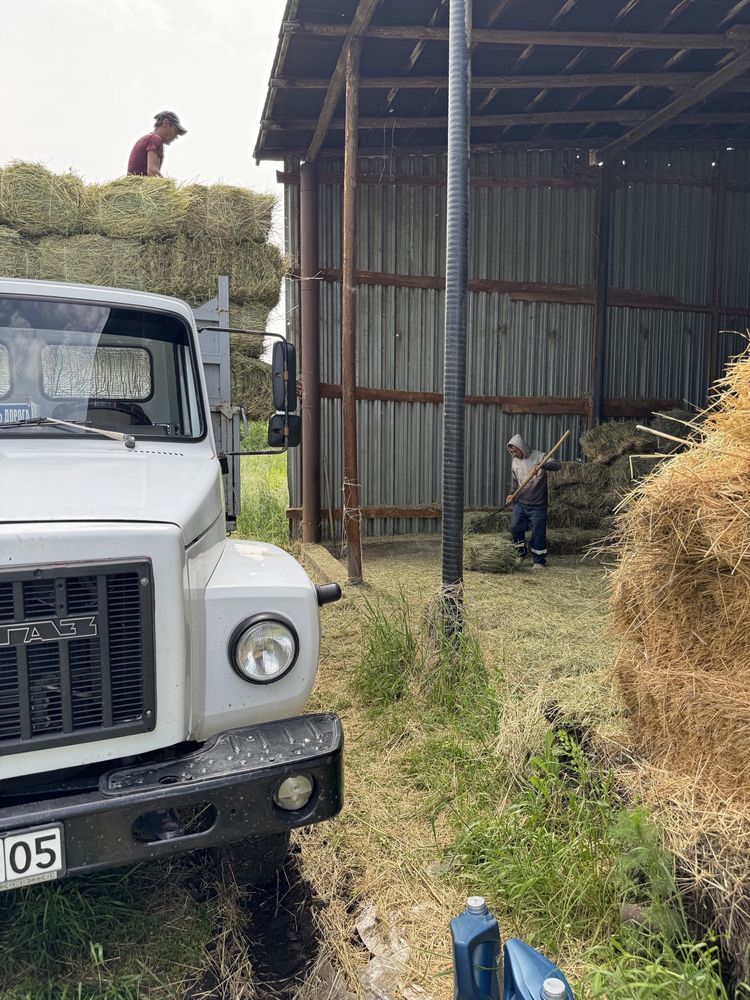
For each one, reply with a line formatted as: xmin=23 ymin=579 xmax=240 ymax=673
xmin=317 ymin=266 xmax=719 ymax=313
xmin=305 ymin=0 xmax=381 ymax=162
xmin=319 ymin=382 xmax=590 ymax=413
xmin=288 ymin=505 xmax=445 ymax=521
xmin=265 ymin=110 xmax=750 ymax=131
xmin=591 ymin=49 xmax=750 ymax=163
xmin=271 ymin=71 xmax=712 ymax=90
xmin=383 ymin=0 xmax=446 ymax=111
xmin=316 ymin=383 xmax=681 ymax=418
xmin=287 ymin=21 xmax=750 ymax=50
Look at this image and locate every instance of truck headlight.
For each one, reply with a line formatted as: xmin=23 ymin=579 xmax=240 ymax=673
xmin=230 ymin=617 xmax=298 ymax=684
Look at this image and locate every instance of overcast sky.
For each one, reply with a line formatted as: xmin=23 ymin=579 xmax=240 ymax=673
xmin=1 ymin=0 xmax=288 ymax=328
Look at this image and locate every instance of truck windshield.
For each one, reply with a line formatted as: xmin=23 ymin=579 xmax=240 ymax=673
xmin=0 ymin=297 xmax=204 ymax=439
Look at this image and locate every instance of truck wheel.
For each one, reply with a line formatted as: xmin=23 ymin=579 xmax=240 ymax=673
xmin=217 ymin=831 xmax=291 ymax=886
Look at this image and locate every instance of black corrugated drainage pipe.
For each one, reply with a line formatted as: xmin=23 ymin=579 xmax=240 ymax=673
xmin=441 ymin=0 xmax=472 ymax=621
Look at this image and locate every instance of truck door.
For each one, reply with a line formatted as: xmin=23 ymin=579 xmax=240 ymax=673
xmin=193 ymin=276 xmax=242 ymax=532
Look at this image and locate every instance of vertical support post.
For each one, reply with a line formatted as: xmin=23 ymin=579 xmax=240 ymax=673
xmin=590 ymin=164 xmax=612 ymax=426
xmin=441 ymin=0 xmax=472 ymax=613
xmin=217 ymin=274 xmax=230 ymax=329
xmin=300 ymin=160 xmax=321 ymax=544
xmin=708 ymin=154 xmax=728 ymax=391
xmin=342 ymin=39 xmax=364 ymax=583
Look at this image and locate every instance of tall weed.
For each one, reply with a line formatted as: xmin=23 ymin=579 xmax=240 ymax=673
xmin=354 ymin=591 xmax=419 ymax=710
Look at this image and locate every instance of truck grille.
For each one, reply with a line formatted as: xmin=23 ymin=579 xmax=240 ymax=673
xmin=0 ymin=561 xmax=155 ymax=754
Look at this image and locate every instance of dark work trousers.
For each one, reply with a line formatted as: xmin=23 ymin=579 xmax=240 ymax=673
xmin=510 ymin=502 xmax=548 ymax=565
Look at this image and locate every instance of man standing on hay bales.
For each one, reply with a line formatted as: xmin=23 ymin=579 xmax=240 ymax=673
xmin=127 ymin=111 xmax=187 ymax=177
xmin=506 ymin=434 xmax=561 ymax=569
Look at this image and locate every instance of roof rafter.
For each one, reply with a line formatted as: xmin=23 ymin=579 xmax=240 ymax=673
xmin=263 ymin=110 xmax=750 ymax=131
xmin=285 ymin=20 xmax=750 ymax=49
xmin=271 ymin=72 xmax=727 ymax=90
xmin=304 ymin=0 xmax=382 ymax=162
xmin=591 ymin=48 xmax=750 ymax=162
xmin=382 ymin=0 xmax=447 ymax=112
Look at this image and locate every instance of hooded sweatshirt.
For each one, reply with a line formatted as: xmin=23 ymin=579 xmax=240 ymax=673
xmin=507 ymin=433 xmax=561 ymax=507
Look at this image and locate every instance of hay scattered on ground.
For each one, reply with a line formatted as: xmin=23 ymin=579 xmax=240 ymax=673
xmin=0 ymin=162 xmax=86 ymax=236
xmin=183 ymin=183 xmax=275 ymax=243
xmin=465 ymin=530 xmax=602 ymax=571
xmin=464 ymin=535 xmax=518 ymax=573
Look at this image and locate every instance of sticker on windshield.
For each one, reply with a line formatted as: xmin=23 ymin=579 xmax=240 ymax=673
xmin=0 ymin=405 xmax=33 ymax=424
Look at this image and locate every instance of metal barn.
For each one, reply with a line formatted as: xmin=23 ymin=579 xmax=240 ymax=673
xmin=254 ymin=0 xmax=750 ymax=552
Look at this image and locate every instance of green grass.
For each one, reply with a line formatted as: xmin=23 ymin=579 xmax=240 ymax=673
xmin=346 ymin=570 xmax=743 ymax=998
xmin=234 ymin=420 xmax=289 ymax=547
xmin=0 ymin=861 xmax=216 ymax=998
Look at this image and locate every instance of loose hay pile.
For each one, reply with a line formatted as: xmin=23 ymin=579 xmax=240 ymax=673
xmin=610 ymin=349 xmax=750 ymax=980
xmin=611 ymin=361 xmax=750 ymax=794
xmin=465 ymin=536 xmax=518 ymax=574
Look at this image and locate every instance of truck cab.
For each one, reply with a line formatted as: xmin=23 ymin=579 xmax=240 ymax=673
xmin=0 ymin=278 xmax=342 ymax=890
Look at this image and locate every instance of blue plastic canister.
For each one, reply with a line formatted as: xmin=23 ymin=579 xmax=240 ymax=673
xmin=450 ymin=897 xmax=574 ymax=1000
xmin=502 ymin=938 xmax=574 ymax=1000
xmin=450 ymin=896 xmax=501 ymax=1000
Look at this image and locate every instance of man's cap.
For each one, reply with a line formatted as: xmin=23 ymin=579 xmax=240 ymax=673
xmin=154 ymin=111 xmax=187 ymax=135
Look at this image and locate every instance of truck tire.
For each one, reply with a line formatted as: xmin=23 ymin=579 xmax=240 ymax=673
xmin=217 ymin=831 xmax=291 ymax=885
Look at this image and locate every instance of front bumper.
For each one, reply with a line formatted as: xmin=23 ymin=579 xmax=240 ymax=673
xmin=0 ymin=713 xmax=342 ymax=877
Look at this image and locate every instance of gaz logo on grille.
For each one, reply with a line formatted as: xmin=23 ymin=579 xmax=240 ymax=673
xmin=0 ymin=617 xmax=98 ymax=647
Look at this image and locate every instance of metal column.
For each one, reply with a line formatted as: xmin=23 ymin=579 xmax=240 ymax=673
xmin=441 ymin=0 xmax=472 ymax=606
xmin=591 ymin=164 xmax=612 ymax=426
xmin=342 ymin=40 xmax=364 ymax=583
xmin=300 ymin=160 xmax=321 ymax=543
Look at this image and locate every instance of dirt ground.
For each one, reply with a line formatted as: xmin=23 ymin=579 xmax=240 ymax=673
xmin=295 ymin=539 xmax=619 ymax=1000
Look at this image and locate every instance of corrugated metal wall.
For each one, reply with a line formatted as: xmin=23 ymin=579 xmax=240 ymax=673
xmin=285 ymin=148 xmax=750 ymax=539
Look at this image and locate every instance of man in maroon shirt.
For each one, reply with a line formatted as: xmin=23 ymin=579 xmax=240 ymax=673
xmin=127 ymin=111 xmax=187 ymax=177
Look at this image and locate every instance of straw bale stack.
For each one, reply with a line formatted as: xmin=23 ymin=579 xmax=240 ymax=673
xmin=84 ymin=177 xmax=190 ymax=239
xmin=0 ymin=225 xmax=38 ymax=279
xmin=182 ymin=184 xmax=275 ymax=243
xmin=580 ymin=419 xmax=657 ymax=464
xmin=0 ymin=162 xmax=86 ymax=236
xmin=611 ymin=349 xmax=750 ymax=799
xmin=548 ymin=461 xmax=614 ymax=529
xmin=146 ymin=237 xmax=285 ymax=306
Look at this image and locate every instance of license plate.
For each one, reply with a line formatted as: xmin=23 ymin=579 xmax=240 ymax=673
xmin=0 ymin=824 xmax=65 ymax=891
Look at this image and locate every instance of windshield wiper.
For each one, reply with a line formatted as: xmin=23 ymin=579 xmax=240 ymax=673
xmin=0 ymin=417 xmax=136 ymax=449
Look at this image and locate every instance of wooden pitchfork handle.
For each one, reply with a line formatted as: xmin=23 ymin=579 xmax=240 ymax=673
xmin=498 ymin=429 xmax=571 ymax=512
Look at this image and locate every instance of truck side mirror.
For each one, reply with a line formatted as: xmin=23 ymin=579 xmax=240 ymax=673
xmin=268 ymin=413 xmax=301 ymax=448
xmin=272 ymin=341 xmax=298 ymax=413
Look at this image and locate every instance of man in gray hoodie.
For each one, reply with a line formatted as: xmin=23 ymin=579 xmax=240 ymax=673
xmin=505 ymin=433 xmax=561 ymax=568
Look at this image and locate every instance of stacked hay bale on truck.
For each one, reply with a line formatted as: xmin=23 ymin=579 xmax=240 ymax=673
xmin=0 ymin=162 xmax=285 ymax=419
xmin=465 ymin=413 xmax=697 ymax=573
xmin=611 ymin=358 xmax=750 ymax=983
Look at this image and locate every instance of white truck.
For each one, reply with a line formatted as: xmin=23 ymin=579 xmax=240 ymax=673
xmin=0 ymin=276 xmax=343 ymax=890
